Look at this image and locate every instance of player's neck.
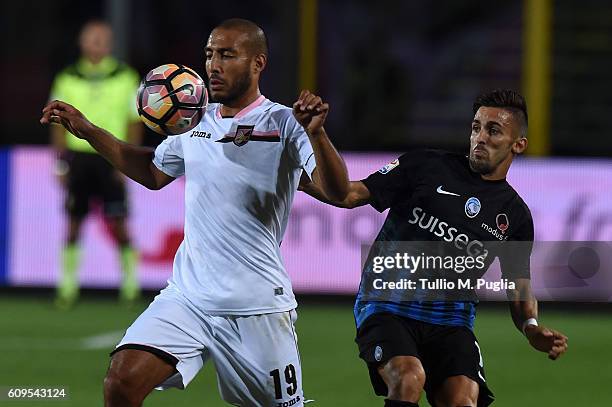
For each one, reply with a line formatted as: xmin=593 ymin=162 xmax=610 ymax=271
xmin=480 ymin=173 xmax=506 ymax=181
xmin=480 ymin=157 xmax=511 ymax=181
xmin=220 ymin=88 xmax=262 ymax=117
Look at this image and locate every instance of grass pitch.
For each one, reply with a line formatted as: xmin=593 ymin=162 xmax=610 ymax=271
xmin=0 ymin=294 xmax=609 ymax=406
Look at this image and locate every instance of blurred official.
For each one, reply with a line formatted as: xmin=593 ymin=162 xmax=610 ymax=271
xmin=49 ymin=20 xmax=143 ymax=308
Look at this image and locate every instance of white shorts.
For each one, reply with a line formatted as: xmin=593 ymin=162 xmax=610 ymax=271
xmin=113 ymin=286 xmax=304 ymax=407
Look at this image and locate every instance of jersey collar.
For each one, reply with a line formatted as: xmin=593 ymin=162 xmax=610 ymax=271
xmin=216 ymin=95 xmax=267 ymax=120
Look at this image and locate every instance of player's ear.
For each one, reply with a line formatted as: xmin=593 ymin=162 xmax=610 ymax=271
xmin=253 ymin=53 xmax=266 ymax=74
xmin=512 ymin=137 xmax=528 ymax=155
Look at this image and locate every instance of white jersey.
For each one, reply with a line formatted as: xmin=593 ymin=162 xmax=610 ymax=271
xmin=152 ymin=95 xmax=316 ymax=315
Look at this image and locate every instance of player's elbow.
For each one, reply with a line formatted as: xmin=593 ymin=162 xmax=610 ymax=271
xmin=327 ymin=190 xmax=348 ymax=203
xmin=338 ymin=197 xmax=356 ymax=209
xmin=328 ymin=194 xmax=356 ymax=209
xmin=315 ymin=174 xmax=349 ymax=202
xmin=323 ymin=183 xmax=349 ymax=203
xmin=341 ymin=190 xmax=366 ymax=209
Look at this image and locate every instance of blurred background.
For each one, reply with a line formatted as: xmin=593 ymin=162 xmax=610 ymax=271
xmin=1 ymin=0 xmax=611 ymax=406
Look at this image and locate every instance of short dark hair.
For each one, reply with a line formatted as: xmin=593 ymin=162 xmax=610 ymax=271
xmin=214 ymin=18 xmax=269 ymax=57
xmin=473 ymin=89 xmax=528 ymax=137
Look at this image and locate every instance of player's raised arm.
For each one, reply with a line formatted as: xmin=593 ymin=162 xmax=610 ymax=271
xmin=507 ymin=279 xmax=569 ymax=360
xmin=299 ymin=172 xmax=371 ymax=209
xmin=41 ymin=100 xmax=174 ymax=190
xmin=293 ymin=90 xmax=349 ymax=202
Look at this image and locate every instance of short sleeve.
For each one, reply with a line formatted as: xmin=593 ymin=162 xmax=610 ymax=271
xmin=361 ymin=149 xmax=426 ymax=212
xmin=153 ymin=136 xmax=185 ymax=178
xmin=285 ymin=115 xmax=316 ymax=179
xmin=498 ymin=206 xmax=534 ymax=280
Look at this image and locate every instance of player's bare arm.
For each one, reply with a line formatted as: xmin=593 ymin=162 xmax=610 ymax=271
xmin=299 ymin=173 xmax=371 ymax=209
xmin=127 ymin=120 xmax=145 ymax=146
xmin=507 ymin=278 xmax=569 ymax=360
xmin=293 ymin=90 xmax=349 ymax=202
xmin=40 ymin=100 xmax=174 ymax=190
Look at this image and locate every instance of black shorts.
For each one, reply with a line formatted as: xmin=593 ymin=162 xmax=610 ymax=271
xmin=355 ymin=313 xmax=494 ymax=407
xmin=65 ymin=152 xmax=127 ymax=218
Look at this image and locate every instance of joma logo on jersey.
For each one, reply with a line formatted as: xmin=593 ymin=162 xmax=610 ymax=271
xmin=276 ymin=395 xmax=301 ymax=406
xmin=190 ymin=130 xmax=211 ymax=138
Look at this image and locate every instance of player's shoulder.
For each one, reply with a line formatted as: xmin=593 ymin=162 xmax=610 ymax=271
xmin=503 ymin=184 xmax=533 ymax=238
xmin=263 ymin=100 xmax=295 ymax=122
xmin=504 ymin=182 xmax=533 ymax=220
xmin=202 ymin=99 xmax=298 ymax=139
xmin=202 ymin=102 xmax=219 ymax=122
xmin=205 ymin=102 xmax=221 ymax=114
xmin=255 ymin=99 xmax=301 ymax=136
xmin=203 ymin=99 xmax=289 ymax=118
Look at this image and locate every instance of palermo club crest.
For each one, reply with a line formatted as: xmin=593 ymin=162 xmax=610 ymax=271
xmin=233 ymin=125 xmax=255 ymax=147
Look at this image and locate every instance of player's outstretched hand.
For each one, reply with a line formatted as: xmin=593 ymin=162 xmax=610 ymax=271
xmin=525 ymin=325 xmax=568 ymax=360
xmin=292 ymin=90 xmax=329 ymax=137
xmin=40 ymin=100 xmax=95 ymax=140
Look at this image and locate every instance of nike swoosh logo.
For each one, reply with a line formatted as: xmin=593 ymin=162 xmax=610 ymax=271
xmin=436 ymin=185 xmax=461 ymax=196
xmin=156 ymin=83 xmax=195 ymax=102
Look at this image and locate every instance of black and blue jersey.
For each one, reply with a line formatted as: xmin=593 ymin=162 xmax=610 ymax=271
xmin=354 ymin=149 xmax=534 ymax=329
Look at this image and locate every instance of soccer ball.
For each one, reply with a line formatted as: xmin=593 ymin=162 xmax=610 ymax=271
xmin=137 ymin=64 xmax=208 ymax=135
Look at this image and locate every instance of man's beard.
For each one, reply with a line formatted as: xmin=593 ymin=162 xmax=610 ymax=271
xmin=468 ymin=154 xmax=493 ymax=175
xmin=211 ymin=69 xmax=252 ymax=105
